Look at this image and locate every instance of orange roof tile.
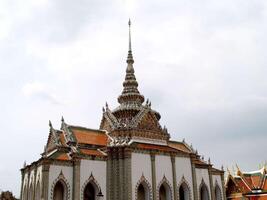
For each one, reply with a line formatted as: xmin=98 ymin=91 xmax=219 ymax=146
xmin=71 ymin=128 xmax=107 ymax=146
xmin=234 ymin=178 xmax=251 ymax=193
xmin=56 ymin=153 xmax=70 ymax=161
xmin=80 ymin=149 xmax=105 ymax=157
xmin=263 ymin=176 xmax=267 ymax=190
xmin=242 ymin=176 xmax=253 ymax=189
xmin=251 ymin=175 xmax=261 ymax=189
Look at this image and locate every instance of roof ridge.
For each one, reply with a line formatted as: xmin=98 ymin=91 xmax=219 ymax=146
xmin=68 ymin=125 xmax=105 ymax=133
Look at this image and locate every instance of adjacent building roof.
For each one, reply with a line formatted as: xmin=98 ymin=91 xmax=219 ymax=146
xmin=226 ymin=166 xmax=267 ymax=198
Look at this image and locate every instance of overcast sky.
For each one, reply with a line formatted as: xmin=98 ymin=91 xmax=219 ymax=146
xmin=1 ymin=0 xmax=267 ymax=197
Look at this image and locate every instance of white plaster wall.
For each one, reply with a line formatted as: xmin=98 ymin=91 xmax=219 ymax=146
xmin=196 ymin=168 xmax=211 ymax=199
xmin=155 ymin=155 xmax=173 ymax=192
xmin=80 ymin=159 xmax=106 ymax=200
xmin=131 ymin=153 xmax=152 ymax=200
xmin=48 ymin=165 xmax=73 ymax=200
xmin=175 ymin=157 xmax=194 ymax=199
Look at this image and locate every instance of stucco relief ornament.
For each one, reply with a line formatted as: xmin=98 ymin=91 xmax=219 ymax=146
xmin=50 ymin=170 xmax=71 ymax=200
xmin=177 ymin=175 xmax=192 ymax=200
xmin=157 ymin=175 xmax=173 ymax=200
xmin=81 ymin=173 xmax=102 ymax=200
xmin=135 ymin=174 xmax=152 ymax=200
xmin=105 ymin=131 xmax=132 ymax=147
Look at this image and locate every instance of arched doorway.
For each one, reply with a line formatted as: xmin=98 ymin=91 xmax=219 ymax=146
xmin=159 ymin=183 xmax=171 ymax=200
xmin=84 ymin=182 xmax=97 ymax=200
xmin=53 ymin=181 xmax=65 ymax=200
xmin=179 ymin=182 xmax=190 ymax=200
xmin=137 ymin=184 xmax=145 ymax=200
xmin=215 ymin=185 xmax=222 ymax=200
xmin=200 ymin=183 xmax=209 ymax=200
xmin=137 ymin=182 xmax=150 ymax=200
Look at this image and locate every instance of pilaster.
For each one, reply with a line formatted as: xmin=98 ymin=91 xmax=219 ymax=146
xmin=119 ymin=148 xmax=124 ymax=200
xmin=72 ymin=158 xmax=81 ymax=200
xmin=150 ymin=153 xmax=156 ymax=200
xmin=220 ymin=173 xmax=227 ymax=200
xmin=20 ymin=170 xmax=25 ymax=200
xmin=124 ymin=148 xmax=132 ymax=200
xmin=107 ymin=147 xmax=132 ymax=200
xmin=171 ymin=155 xmax=178 ymax=200
xmin=33 ymin=167 xmax=37 ymax=200
xmin=106 ymin=152 xmax=112 ymax=200
xmin=41 ymin=163 xmax=50 ymax=200
xmin=115 ymin=149 xmax=119 ymax=200
xmin=190 ymin=156 xmax=198 ymax=200
xmin=26 ymin=171 xmax=30 ymax=200
xmin=208 ymin=166 xmax=215 ymax=200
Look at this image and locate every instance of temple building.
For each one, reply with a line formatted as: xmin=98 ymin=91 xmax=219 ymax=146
xmin=20 ymin=20 xmax=226 ymax=200
xmin=226 ymin=166 xmax=267 ymax=200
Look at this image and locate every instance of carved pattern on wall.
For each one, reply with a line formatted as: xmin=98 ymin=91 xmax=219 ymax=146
xmin=177 ymin=175 xmax=192 ymax=200
xmin=80 ymin=173 xmax=101 ymax=200
xmin=156 ymin=175 xmax=173 ymax=200
xmin=135 ymin=174 xmax=153 ymax=200
xmin=50 ymin=171 xmax=71 ymax=200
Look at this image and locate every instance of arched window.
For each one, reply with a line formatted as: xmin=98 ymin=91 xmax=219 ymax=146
xmin=84 ymin=182 xmax=99 ymax=200
xmin=215 ymin=185 xmax=222 ymax=200
xmin=159 ymin=183 xmax=171 ymax=200
xmin=200 ymin=183 xmax=209 ymax=200
xmin=179 ymin=182 xmax=190 ymax=200
xmin=53 ymin=181 xmax=66 ymax=200
xmin=35 ymin=181 xmax=41 ymax=200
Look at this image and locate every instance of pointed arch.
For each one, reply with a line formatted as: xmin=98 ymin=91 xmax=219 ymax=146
xmin=214 ymin=181 xmax=222 ymax=200
xmin=81 ymin=173 xmax=101 ymax=200
xmin=157 ymin=176 xmax=173 ymax=200
xmin=135 ymin=174 xmax=152 ymax=200
xmin=199 ymin=179 xmax=210 ymax=200
xmin=177 ymin=176 xmax=192 ymax=200
xmin=50 ymin=171 xmax=70 ymax=200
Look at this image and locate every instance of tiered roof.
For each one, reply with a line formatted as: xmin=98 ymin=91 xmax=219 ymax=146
xmin=22 ymin=20 xmax=223 ymax=174
xmin=99 ymin=19 xmax=169 ymax=142
xmin=226 ymin=166 xmax=267 ymax=198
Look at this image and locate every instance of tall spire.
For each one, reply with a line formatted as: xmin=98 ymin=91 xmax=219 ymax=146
xmin=117 ymin=19 xmax=144 ymax=105
xmin=127 ymin=19 xmax=134 ymax=64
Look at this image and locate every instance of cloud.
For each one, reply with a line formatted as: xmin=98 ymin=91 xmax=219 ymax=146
xmin=22 ymin=81 xmax=62 ymax=105
xmin=1 ymin=0 xmax=267 ymax=197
